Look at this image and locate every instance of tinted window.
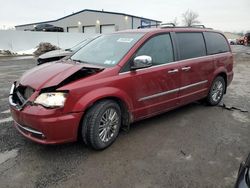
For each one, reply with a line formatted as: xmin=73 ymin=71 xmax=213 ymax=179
xmin=204 ymin=32 xmax=230 ymax=55
xmin=176 ymin=32 xmax=206 ymax=60
xmin=135 ymin=34 xmax=174 ymax=65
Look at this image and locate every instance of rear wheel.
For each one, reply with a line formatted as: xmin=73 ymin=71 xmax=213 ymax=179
xmin=206 ymin=76 xmax=226 ymax=106
xmin=81 ymin=100 xmax=121 ymax=150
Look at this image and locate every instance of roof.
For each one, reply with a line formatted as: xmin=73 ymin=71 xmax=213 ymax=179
xmin=15 ymin=9 xmax=161 ymax=28
xmin=116 ymin=27 xmax=222 ymax=35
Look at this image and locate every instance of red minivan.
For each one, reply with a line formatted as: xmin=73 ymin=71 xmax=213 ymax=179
xmin=9 ymin=27 xmax=234 ymax=150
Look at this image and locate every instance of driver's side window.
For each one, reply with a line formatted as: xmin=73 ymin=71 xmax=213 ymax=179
xmin=135 ymin=34 xmax=174 ymax=66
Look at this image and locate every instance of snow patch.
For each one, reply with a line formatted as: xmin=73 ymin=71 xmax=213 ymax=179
xmin=1 ymin=109 xmax=10 ymax=114
xmin=0 ymin=117 xmax=13 ymax=124
xmin=16 ymin=48 xmax=36 ymax=55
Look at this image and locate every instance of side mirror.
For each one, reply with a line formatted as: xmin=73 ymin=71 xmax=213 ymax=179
xmin=131 ymin=55 xmax=152 ymax=70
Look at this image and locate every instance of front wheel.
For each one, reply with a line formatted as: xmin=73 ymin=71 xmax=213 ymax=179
xmin=81 ymin=100 xmax=121 ymax=150
xmin=206 ymin=76 xmax=226 ymax=106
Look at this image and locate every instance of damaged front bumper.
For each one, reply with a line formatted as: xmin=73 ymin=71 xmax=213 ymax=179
xmin=9 ymin=82 xmax=83 ymax=144
xmin=9 ymin=82 xmax=23 ymax=110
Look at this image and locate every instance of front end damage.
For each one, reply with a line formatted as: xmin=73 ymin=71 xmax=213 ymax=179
xmin=9 ymin=64 xmax=104 ymax=144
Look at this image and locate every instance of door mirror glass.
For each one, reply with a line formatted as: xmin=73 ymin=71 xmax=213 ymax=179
xmin=131 ymin=55 xmax=152 ymax=70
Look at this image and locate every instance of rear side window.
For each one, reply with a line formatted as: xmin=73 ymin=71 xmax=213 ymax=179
xmin=135 ymin=34 xmax=174 ymax=65
xmin=204 ymin=32 xmax=230 ymax=55
xmin=176 ymin=32 xmax=206 ymax=60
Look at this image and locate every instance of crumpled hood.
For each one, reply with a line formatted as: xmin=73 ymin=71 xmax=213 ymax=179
xmin=39 ymin=49 xmax=72 ymax=59
xmin=19 ymin=60 xmax=104 ymax=90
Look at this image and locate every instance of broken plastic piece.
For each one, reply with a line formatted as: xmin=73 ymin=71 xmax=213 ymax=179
xmin=218 ymin=103 xmax=248 ymax=113
xmin=180 ymin=150 xmax=186 ymax=156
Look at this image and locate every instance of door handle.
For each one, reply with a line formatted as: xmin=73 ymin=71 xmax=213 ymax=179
xmin=181 ymin=66 xmax=191 ymax=71
xmin=168 ymin=69 xmax=179 ymax=74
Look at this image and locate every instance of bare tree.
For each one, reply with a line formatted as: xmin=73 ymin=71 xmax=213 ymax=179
xmin=182 ymin=9 xmax=200 ymax=26
xmin=171 ymin=17 xmax=179 ymax=26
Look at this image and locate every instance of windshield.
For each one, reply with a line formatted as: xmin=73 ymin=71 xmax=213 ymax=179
xmin=69 ymin=37 xmax=96 ymax=52
xmin=71 ymin=33 xmax=144 ymax=67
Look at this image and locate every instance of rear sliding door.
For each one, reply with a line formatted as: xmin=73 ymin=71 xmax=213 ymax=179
xmin=176 ymin=32 xmax=214 ymax=105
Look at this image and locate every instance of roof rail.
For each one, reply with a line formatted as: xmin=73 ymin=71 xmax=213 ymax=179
xmin=190 ymin=25 xmax=205 ymax=28
xmin=137 ymin=24 xmax=213 ymax=30
xmin=137 ymin=23 xmax=175 ymax=29
xmin=160 ymin=23 xmax=176 ymax=28
xmin=137 ymin=24 xmax=160 ymax=29
xmin=189 ymin=25 xmax=213 ymax=29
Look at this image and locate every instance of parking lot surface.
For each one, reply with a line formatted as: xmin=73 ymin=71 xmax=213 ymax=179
xmin=0 ymin=46 xmax=249 ymax=188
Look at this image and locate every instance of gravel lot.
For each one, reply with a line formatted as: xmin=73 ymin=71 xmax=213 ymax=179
xmin=0 ymin=46 xmax=249 ymax=188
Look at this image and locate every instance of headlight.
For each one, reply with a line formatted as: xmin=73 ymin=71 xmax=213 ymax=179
xmin=34 ymin=92 xmax=68 ymax=108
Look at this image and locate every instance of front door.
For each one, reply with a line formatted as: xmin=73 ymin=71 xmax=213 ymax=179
xmin=120 ymin=33 xmax=181 ymax=120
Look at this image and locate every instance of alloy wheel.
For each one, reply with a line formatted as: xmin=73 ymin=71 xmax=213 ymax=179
xmin=99 ymin=108 xmax=119 ymax=143
xmin=211 ymin=80 xmax=224 ymax=103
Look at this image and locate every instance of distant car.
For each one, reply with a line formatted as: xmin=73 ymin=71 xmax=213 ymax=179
xmin=228 ymin=39 xmax=237 ymax=45
xmin=33 ymin=24 xmax=64 ymax=32
xmin=235 ymin=152 xmax=250 ymax=188
xmin=37 ymin=37 xmax=99 ymax=65
xmin=237 ymin=36 xmax=245 ymax=45
xmin=244 ymin=33 xmax=250 ymax=46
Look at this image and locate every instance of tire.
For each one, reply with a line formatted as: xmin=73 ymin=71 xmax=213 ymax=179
xmin=81 ymin=100 xmax=121 ymax=150
xmin=206 ymin=76 xmax=226 ymax=106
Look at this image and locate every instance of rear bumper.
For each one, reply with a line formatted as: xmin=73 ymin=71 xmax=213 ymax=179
xmin=10 ymin=105 xmax=83 ymax=144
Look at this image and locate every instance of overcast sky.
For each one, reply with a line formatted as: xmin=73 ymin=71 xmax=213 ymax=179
xmin=0 ymin=0 xmax=249 ymax=32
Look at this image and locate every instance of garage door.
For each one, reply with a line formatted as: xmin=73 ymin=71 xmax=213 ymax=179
xmin=83 ymin=26 xmax=96 ymax=34
xmin=101 ymin=25 xmax=115 ymax=34
xmin=67 ymin=27 xmax=79 ymax=33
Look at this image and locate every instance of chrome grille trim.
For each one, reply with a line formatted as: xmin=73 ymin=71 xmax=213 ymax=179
xmin=15 ymin=121 xmax=44 ymax=136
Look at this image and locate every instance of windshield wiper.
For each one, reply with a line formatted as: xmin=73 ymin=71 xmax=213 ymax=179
xmin=70 ymin=58 xmax=89 ymax=64
xmin=69 ymin=58 xmax=106 ymax=69
xmin=65 ymin=48 xmax=73 ymax=52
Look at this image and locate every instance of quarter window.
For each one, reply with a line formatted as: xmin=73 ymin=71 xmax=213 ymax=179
xmin=176 ymin=32 xmax=206 ymax=60
xmin=135 ymin=34 xmax=174 ymax=65
xmin=204 ymin=32 xmax=230 ymax=55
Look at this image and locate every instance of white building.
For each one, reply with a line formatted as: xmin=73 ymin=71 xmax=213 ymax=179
xmin=15 ymin=9 xmax=161 ymax=34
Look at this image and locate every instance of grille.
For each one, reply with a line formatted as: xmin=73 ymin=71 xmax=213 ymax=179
xmin=13 ymin=85 xmax=35 ymax=106
xmin=17 ymin=85 xmax=34 ymax=100
xmin=24 ymin=87 xmax=34 ymax=99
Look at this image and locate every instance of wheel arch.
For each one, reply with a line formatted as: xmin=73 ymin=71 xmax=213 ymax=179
xmin=216 ymin=72 xmax=227 ymax=94
xmin=212 ymin=69 xmax=228 ymax=94
xmin=75 ymin=88 xmax=133 ymax=140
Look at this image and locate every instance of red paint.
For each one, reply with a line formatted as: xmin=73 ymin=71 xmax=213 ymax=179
xmin=10 ymin=28 xmax=234 ymax=144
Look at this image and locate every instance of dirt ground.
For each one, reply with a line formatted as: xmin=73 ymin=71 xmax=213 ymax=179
xmin=0 ymin=46 xmax=249 ymax=188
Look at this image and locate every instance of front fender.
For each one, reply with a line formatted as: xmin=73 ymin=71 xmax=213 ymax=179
xmin=71 ymin=87 xmax=133 ymax=113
